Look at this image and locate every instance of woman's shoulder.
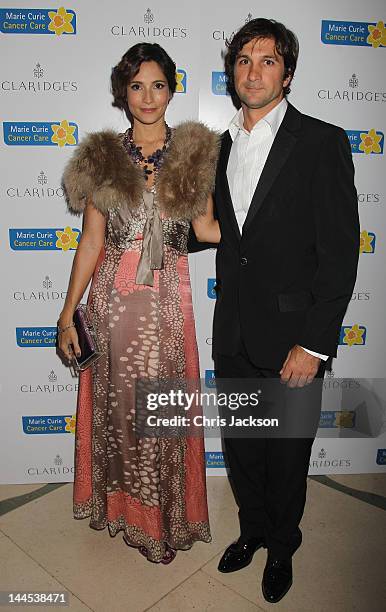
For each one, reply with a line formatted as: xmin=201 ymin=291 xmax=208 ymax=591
xmin=171 ymin=120 xmax=220 ymax=151
xmin=62 ymin=128 xmax=142 ymax=216
xmin=157 ymin=121 xmax=220 ymax=221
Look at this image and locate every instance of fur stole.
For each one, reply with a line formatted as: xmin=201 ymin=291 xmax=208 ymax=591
xmin=62 ymin=121 xmax=220 ymax=221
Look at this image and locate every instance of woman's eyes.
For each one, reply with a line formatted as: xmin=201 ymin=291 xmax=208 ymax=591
xmin=129 ymin=82 xmax=165 ymax=91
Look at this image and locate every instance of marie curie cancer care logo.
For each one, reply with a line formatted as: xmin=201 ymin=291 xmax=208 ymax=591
xmin=0 ymin=7 xmax=76 ymax=35
xmin=16 ymin=327 xmax=57 ymax=347
xmin=176 ymin=69 xmax=187 ymax=93
xmin=339 ymin=324 xmax=367 ymax=347
xmin=22 ymin=415 xmax=76 ymax=434
xmin=360 ymin=230 xmax=376 ymax=254
xmin=9 ymin=227 xmax=80 ymax=251
xmin=3 ymin=120 xmax=78 ymax=146
xmin=212 ymin=71 xmax=228 ymax=95
xmin=321 ymin=20 xmax=386 ymax=47
xmin=205 ymin=452 xmax=224 ymax=468
xmin=346 ymin=129 xmax=384 ymax=155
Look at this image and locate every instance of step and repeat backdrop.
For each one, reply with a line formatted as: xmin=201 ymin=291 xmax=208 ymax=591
xmin=1 ymin=0 xmax=385 ymax=482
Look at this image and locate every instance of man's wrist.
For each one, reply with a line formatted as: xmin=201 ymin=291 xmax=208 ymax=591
xmin=300 ymin=346 xmax=329 ymax=361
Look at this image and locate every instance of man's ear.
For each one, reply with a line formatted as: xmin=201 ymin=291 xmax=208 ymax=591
xmin=283 ymin=72 xmax=292 ymax=89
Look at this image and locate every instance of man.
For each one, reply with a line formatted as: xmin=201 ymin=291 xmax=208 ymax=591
xmin=211 ymin=18 xmax=359 ymax=603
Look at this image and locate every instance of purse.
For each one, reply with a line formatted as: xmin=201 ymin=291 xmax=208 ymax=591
xmin=71 ymin=304 xmax=104 ymax=371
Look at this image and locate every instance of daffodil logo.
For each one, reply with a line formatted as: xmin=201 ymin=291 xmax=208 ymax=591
xmin=334 ymin=411 xmax=355 ymax=428
xmin=176 ymin=69 xmax=187 ymax=93
xmin=51 ymin=120 xmax=77 ymax=147
xmin=48 ymin=7 xmax=74 ymax=36
xmin=359 ymin=129 xmax=383 ymax=154
xmin=341 ymin=324 xmax=366 ymax=347
xmin=360 ymin=230 xmax=376 ymax=254
xmin=64 ymin=415 xmax=76 ymax=434
xmin=55 ymin=226 xmax=79 ymax=251
xmin=367 ymin=21 xmax=386 ymax=48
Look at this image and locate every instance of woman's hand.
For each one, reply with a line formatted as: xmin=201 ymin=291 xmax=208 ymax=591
xmin=57 ymin=321 xmax=81 ymax=364
xmin=191 ymin=194 xmax=221 ymax=243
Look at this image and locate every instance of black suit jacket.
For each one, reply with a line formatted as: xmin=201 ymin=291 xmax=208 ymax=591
xmin=209 ymin=102 xmax=359 ymax=370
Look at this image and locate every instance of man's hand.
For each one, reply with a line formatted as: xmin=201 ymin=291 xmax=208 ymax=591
xmin=280 ymin=345 xmax=320 ymax=388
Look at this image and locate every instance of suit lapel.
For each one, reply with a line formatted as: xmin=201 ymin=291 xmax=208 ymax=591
xmin=217 ymin=131 xmax=241 ymax=241
xmin=242 ymin=103 xmax=302 ymax=234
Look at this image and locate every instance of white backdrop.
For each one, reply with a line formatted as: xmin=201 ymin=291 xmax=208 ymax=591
xmin=1 ymin=0 xmax=385 ymax=483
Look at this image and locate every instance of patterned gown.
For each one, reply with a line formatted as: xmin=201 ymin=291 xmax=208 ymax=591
xmin=72 ymin=185 xmax=211 ymax=562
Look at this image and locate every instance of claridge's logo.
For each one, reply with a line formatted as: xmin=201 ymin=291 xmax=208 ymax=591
xmin=317 ymin=74 xmax=386 ymax=103
xmin=111 ymin=8 xmax=187 ymax=38
xmin=349 ymin=73 xmax=358 ymax=88
xmin=321 ymin=20 xmax=386 ymax=47
xmin=346 ymin=129 xmax=384 ymax=154
xmin=3 ymin=120 xmax=78 ymax=146
xmin=1 ymin=62 xmax=78 ymax=94
xmin=144 ymin=8 xmax=154 ymax=24
xmin=9 ymin=227 xmax=80 ymax=250
xmin=12 ymin=274 xmax=67 ymax=303
xmin=5 ymin=170 xmax=64 ymax=199
xmin=33 ymin=62 xmax=43 ymax=78
xmin=38 ymin=171 xmax=47 ymax=185
xmin=0 ymin=7 xmax=76 ymax=35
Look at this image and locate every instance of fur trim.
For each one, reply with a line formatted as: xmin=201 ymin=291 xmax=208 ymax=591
xmin=62 ymin=130 xmax=143 ymax=216
xmin=62 ymin=122 xmax=220 ymax=220
xmin=157 ymin=121 xmax=221 ymax=220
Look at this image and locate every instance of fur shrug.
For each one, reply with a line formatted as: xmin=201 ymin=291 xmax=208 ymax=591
xmin=62 ymin=121 xmax=220 ymax=221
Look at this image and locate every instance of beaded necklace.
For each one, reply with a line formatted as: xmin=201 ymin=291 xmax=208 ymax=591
xmin=123 ymin=124 xmax=172 ymax=181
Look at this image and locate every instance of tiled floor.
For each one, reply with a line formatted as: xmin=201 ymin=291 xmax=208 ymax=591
xmin=0 ymin=474 xmax=385 ymax=612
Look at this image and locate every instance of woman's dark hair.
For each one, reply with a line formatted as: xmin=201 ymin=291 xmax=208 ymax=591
xmin=111 ymin=43 xmax=177 ymax=121
xmin=224 ymin=18 xmax=299 ymax=107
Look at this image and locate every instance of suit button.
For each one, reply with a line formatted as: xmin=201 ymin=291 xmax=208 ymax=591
xmin=240 ymin=257 xmax=248 ymax=266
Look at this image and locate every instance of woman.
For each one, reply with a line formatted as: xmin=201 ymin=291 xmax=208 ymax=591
xmin=57 ymin=43 xmax=220 ymax=564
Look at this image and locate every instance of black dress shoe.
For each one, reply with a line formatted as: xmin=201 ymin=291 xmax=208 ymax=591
xmin=262 ymin=556 xmax=293 ymax=603
xmin=218 ymin=536 xmax=266 ymax=573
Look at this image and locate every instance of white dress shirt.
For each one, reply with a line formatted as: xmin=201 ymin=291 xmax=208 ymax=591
xmin=227 ymin=98 xmax=328 ymax=362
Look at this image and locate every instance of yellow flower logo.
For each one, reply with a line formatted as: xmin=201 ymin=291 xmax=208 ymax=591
xmin=360 ymin=230 xmax=375 ymax=253
xmin=359 ymin=129 xmax=382 ymax=155
xmin=48 ymin=7 xmax=74 ymax=36
xmin=334 ymin=411 xmax=354 ymax=428
xmin=56 ymin=226 xmax=79 ymax=251
xmin=65 ymin=415 xmax=76 ymax=434
xmin=51 ymin=120 xmax=76 ymax=148
xmin=343 ymin=324 xmax=365 ymax=347
xmin=367 ymin=21 xmax=386 ymax=48
xmin=176 ymin=70 xmax=186 ymax=93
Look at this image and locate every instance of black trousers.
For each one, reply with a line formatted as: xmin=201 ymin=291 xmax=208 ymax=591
xmin=214 ymin=346 xmax=326 ymax=559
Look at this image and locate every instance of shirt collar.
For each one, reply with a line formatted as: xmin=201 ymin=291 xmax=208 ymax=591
xmin=228 ymin=98 xmax=288 ymax=141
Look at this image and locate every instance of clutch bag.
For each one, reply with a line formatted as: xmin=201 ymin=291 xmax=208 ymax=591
xmin=72 ymin=304 xmax=103 ymax=371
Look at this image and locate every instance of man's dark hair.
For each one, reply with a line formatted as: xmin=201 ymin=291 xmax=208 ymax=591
xmin=224 ymin=18 xmax=299 ymax=107
xmin=111 ymin=43 xmax=177 ymax=122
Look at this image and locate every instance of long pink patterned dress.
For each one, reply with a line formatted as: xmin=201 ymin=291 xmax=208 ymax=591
xmin=72 ymin=184 xmax=211 ymax=562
